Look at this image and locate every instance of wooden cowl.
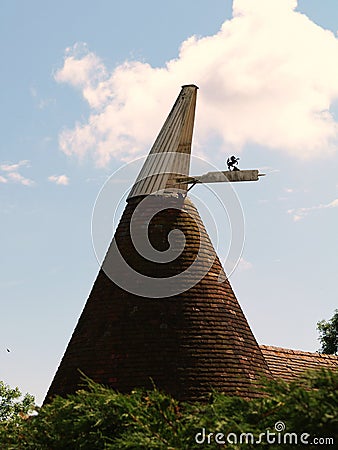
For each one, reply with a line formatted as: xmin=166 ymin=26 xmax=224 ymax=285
xmin=45 ymin=194 xmax=271 ymax=402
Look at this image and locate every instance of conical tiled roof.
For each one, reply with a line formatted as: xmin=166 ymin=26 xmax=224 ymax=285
xmin=45 ymin=85 xmax=271 ymax=403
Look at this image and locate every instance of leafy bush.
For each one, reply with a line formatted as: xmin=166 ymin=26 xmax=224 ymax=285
xmin=317 ymin=309 xmax=338 ymax=354
xmin=0 ymin=369 xmax=337 ymax=449
xmin=0 ymin=381 xmax=35 ymax=422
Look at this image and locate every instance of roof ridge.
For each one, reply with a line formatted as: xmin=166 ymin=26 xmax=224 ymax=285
xmin=260 ymin=344 xmax=338 ymax=360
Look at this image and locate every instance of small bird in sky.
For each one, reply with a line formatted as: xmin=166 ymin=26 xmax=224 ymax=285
xmin=6 ymin=348 xmax=10 ymax=353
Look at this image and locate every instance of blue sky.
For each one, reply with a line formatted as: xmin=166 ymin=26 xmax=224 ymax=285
xmin=1 ymin=0 xmax=338 ymax=405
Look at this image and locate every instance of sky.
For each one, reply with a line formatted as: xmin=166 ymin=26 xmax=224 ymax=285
xmin=1 ymin=0 xmax=338 ymax=405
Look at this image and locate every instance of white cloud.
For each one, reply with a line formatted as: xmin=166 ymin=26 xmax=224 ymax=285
xmin=30 ymin=86 xmax=38 ymax=97
xmin=0 ymin=160 xmax=34 ymax=186
xmin=288 ymin=198 xmax=338 ymax=221
xmin=48 ymin=174 xmax=69 ymax=185
xmin=236 ymin=257 xmax=253 ymax=271
xmin=30 ymin=86 xmax=56 ymax=109
xmin=55 ymin=0 xmax=338 ymax=167
xmin=0 ymin=160 xmax=30 ymax=172
xmin=7 ymin=172 xmax=35 ymax=186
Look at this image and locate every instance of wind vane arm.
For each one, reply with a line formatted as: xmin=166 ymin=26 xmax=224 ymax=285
xmin=176 ymin=169 xmax=265 ymax=186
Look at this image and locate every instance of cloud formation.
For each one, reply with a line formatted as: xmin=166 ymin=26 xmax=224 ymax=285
xmin=236 ymin=257 xmax=253 ymax=271
xmin=288 ymin=198 xmax=338 ymax=221
xmin=48 ymin=174 xmax=70 ymax=185
xmin=55 ymin=0 xmax=338 ymax=167
xmin=0 ymin=160 xmax=30 ymax=172
xmin=0 ymin=160 xmax=35 ymax=186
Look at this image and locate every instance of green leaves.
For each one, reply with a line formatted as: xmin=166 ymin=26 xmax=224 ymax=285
xmin=317 ymin=309 xmax=338 ymax=355
xmin=0 ymin=381 xmax=35 ymax=422
xmin=0 ymin=369 xmax=337 ymax=449
xmin=0 ymin=381 xmax=36 ymax=449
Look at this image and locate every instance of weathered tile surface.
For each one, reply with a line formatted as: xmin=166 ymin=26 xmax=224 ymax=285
xmin=45 ymin=196 xmax=271 ymax=402
xmin=260 ymin=345 xmax=338 ymax=382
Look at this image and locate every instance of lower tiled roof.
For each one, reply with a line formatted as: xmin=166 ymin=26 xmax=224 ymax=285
xmin=260 ymin=345 xmax=338 ymax=382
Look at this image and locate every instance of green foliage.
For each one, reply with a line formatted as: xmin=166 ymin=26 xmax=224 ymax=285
xmin=0 ymin=369 xmax=337 ymax=449
xmin=0 ymin=380 xmax=35 ymax=422
xmin=0 ymin=380 xmax=35 ymax=449
xmin=317 ymin=309 xmax=338 ymax=355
